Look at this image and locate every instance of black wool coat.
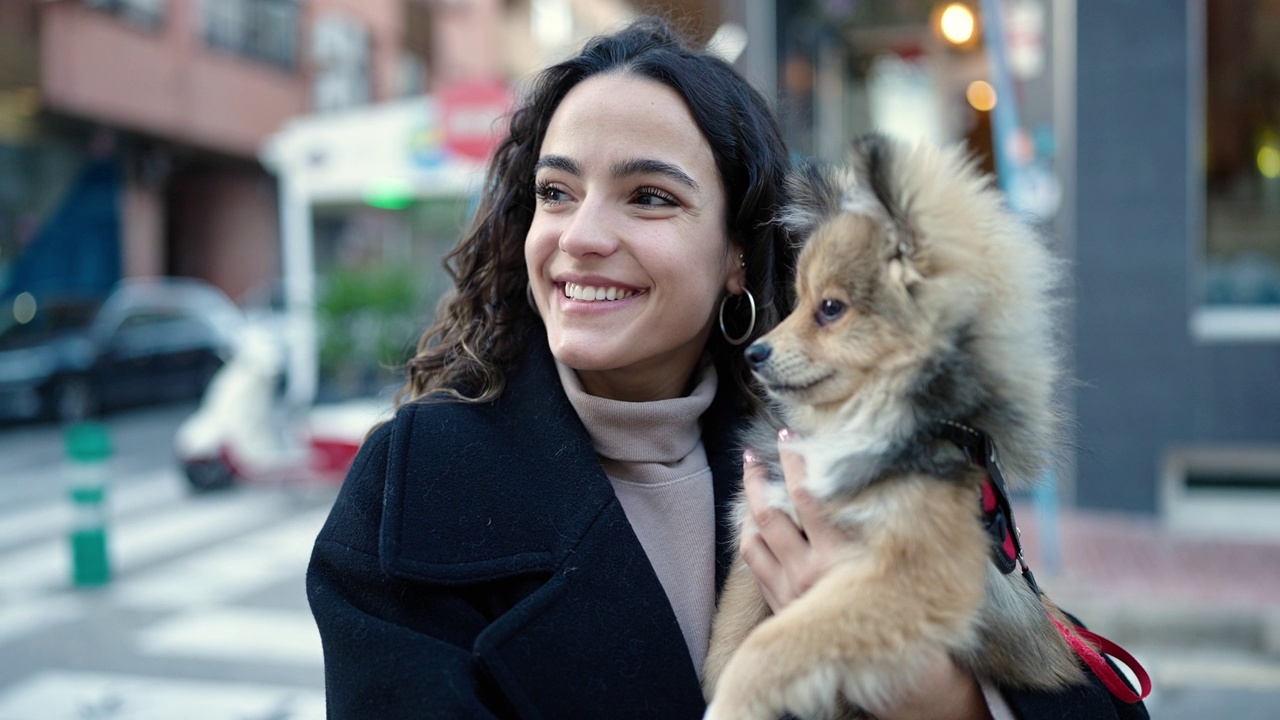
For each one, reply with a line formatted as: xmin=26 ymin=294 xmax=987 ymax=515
xmin=306 ymin=332 xmax=1148 ymax=719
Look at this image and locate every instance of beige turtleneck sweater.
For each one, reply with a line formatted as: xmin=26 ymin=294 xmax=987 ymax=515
xmin=556 ymin=360 xmax=718 ymax=674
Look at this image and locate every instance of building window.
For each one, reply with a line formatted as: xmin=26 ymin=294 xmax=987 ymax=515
xmin=310 ymin=12 xmax=372 ymax=111
xmin=83 ymin=0 xmax=166 ymax=30
xmin=201 ymin=0 xmax=299 ymax=70
xmin=1194 ymin=0 xmax=1280 ymax=340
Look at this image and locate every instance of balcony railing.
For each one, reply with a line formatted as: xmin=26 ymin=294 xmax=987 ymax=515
xmin=202 ymin=0 xmax=300 ymax=71
xmin=83 ymin=0 xmax=166 ymax=30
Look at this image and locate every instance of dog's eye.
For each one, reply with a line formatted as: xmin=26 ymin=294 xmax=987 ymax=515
xmin=817 ymin=298 xmax=846 ymax=325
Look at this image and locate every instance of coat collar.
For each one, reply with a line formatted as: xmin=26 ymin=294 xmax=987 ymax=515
xmin=380 ymin=329 xmax=747 ymax=590
xmin=380 ymin=331 xmax=612 ymax=583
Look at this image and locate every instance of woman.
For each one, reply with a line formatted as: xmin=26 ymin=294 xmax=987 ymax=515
xmin=307 ymin=18 xmax=1147 ymax=719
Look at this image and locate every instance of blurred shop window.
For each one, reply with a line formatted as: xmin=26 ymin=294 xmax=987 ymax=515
xmin=311 ymin=12 xmax=372 ymax=112
xmin=83 ymin=0 xmax=166 ymax=30
xmin=1200 ymin=0 xmax=1280 ymax=322
xmin=201 ymin=0 xmax=299 ymax=70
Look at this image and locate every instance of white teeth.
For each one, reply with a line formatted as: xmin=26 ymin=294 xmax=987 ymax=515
xmin=563 ymin=282 xmax=636 ymax=302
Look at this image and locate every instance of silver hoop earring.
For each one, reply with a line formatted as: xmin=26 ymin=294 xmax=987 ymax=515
xmin=719 ymin=287 xmax=756 ymax=346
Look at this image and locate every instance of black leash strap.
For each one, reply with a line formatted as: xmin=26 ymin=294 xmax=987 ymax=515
xmin=934 ymin=421 xmax=1042 ymax=595
xmin=935 ymin=426 xmax=1152 ymax=702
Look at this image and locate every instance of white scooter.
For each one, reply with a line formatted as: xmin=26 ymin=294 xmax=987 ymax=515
xmin=173 ymin=323 xmax=387 ymax=492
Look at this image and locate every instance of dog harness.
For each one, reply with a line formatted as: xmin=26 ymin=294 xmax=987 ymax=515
xmin=934 ymin=421 xmax=1152 ymax=704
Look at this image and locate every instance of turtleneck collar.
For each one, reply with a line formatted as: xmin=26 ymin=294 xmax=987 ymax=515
xmin=555 ymin=358 xmax=718 ymax=468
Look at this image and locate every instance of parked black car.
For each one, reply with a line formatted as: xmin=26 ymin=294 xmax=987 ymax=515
xmin=0 ymin=278 xmax=244 ymax=423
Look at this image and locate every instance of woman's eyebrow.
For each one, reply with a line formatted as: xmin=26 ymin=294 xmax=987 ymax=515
xmin=612 ymin=158 xmax=700 ymax=191
xmin=534 ymin=155 xmax=700 ymax=192
xmin=534 ymin=155 xmax=581 ymax=175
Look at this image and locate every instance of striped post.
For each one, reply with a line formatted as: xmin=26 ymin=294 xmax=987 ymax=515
xmin=64 ymin=421 xmax=112 ymax=587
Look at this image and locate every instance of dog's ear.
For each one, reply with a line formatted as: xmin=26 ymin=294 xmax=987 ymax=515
xmin=853 ymin=133 xmax=925 ymax=289
xmin=776 ymin=159 xmax=845 ymax=243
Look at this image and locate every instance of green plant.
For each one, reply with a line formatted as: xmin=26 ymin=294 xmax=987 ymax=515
xmin=316 ymin=264 xmax=425 ymax=395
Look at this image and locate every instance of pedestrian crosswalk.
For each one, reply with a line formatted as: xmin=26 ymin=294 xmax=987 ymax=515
xmin=0 ymin=596 xmax=81 ymax=647
xmin=0 ymin=671 xmax=325 ymax=720
xmin=137 ymin=607 xmax=323 ymax=666
xmin=111 ymin=504 xmax=331 ymax=610
xmin=0 ymin=471 xmax=182 ymax=552
xmin=0 ymin=468 xmax=334 ymax=720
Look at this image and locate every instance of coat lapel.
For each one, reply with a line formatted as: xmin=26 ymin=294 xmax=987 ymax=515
xmin=380 ymin=333 xmax=747 ymax=717
xmin=380 ymin=336 xmax=614 ymax=582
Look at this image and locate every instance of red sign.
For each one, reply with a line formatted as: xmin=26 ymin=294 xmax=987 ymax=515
xmin=440 ymin=80 xmax=512 ymax=162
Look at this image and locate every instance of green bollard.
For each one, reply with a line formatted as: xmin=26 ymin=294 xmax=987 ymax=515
xmin=64 ymin=421 xmax=112 ymax=587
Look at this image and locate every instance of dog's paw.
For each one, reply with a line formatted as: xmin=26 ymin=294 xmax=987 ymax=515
xmin=705 ymin=662 xmax=846 ymax=720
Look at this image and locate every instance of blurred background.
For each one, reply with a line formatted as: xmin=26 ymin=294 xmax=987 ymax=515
xmin=0 ymin=0 xmax=1277 ymax=718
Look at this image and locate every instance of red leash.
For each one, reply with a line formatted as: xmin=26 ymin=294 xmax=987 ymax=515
xmin=935 ymin=422 xmax=1153 ymax=703
xmin=1049 ymin=613 xmax=1152 ymax=702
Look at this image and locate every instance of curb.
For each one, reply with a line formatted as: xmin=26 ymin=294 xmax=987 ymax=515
xmin=1044 ymin=593 xmax=1280 ymax=658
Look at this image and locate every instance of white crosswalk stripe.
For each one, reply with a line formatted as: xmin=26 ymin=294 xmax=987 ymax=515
xmin=110 ymin=506 xmax=330 ymax=610
xmin=0 ymin=670 xmax=325 ymax=720
xmin=0 ymin=470 xmax=183 ymax=552
xmin=137 ymin=607 xmax=323 ymax=666
xmin=0 ymin=472 xmax=335 ymax=714
xmin=0 ymin=597 xmax=81 ymax=646
xmin=0 ymin=485 xmax=297 ymax=595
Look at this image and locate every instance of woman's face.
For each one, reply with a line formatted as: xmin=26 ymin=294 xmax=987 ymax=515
xmin=526 ymin=73 xmax=744 ymax=402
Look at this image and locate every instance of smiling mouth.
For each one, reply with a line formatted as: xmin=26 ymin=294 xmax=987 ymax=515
xmin=562 ymin=282 xmax=640 ymax=302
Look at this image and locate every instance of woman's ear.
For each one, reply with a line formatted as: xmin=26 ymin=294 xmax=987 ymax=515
xmin=725 ymin=241 xmax=747 ymax=295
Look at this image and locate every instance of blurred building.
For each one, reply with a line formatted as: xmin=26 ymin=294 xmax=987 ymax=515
xmin=0 ymin=0 xmax=721 ymax=399
xmin=0 ymin=0 xmax=415 ymax=304
xmin=7 ymin=0 xmax=1271 ymax=527
xmin=0 ymin=0 xmax=723 ymax=305
xmin=730 ymin=0 xmax=1280 ymax=530
xmin=1074 ymin=0 xmax=1280 ymax=534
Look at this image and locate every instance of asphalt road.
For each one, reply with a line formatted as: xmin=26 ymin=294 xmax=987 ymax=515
xmin=0 ymin=402 xmax=202 ymax=508
xmin=0 ymin=402 xmax=337 ymax=719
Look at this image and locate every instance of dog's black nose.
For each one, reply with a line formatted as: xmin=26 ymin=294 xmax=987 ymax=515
xmin=744 ymin=342 xmax=771 ymax=368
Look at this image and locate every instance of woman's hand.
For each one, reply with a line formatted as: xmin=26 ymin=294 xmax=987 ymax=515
xmin=739 ymin=430 xmax=994 ymax=720
xmin=739 ymin=430 xmax=845 ymax=613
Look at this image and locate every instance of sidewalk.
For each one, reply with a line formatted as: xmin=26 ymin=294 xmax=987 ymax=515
xmin=1011 ymin=501 xmax=1280 ymax=656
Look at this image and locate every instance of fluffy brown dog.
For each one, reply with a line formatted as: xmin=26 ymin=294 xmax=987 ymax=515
xmin=701 ymin=134 xmax=1085 ymax=720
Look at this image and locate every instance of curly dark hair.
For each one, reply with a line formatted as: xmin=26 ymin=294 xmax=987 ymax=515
xmin=401 ymin=17 xmax=795 ymax=406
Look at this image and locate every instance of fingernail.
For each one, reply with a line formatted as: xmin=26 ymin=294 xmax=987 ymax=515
xmin=743 ymin=449 xmax=758 ymax=466
xmin=778 ymin=428 xmax=794 ymax=443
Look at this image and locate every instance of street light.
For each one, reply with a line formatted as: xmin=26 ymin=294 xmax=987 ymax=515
xmin=938 ymin=3 xmax=978 ymax=47
xmin=966 ymin=80 xmax=997 ymax=112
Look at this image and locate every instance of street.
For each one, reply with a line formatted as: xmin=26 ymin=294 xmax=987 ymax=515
xmin=0 ymin=404 xmax=334 ymax=719
xmin=2 ymin=404 xmax=1280 ymax=718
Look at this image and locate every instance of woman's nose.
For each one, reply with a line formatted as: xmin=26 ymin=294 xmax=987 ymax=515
xmin=557 ymin=200 xmax=619 ymax=258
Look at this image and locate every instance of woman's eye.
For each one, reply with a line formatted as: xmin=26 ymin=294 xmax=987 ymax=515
xmin=634 ymin=187 xmax=678 ymax=208
xmin=817 ymin=298 xmax=846 ymax=325
xmin=534 ymin=182 xmax=568 ymax=205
